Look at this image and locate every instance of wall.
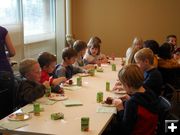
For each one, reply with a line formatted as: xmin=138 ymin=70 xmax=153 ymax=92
xmin=72 ymin=0 xmax=180 ymax=57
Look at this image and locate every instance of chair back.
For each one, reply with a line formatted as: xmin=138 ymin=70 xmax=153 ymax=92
xmin=156 ymin=96 xmax=172 ymax=135
xmin=0 ymin=71 xmax=14 ymax=119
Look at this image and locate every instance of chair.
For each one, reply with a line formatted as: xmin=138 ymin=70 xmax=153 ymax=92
xmin=158 ymin=67 xmax=180 ymax=103
xmin=0 ymin=71 xmax=14 ymax=119
xmin=161 ymin=83 xmax=175 ymax=102
xmin=156 ymin=96 xmax=172 ymax=135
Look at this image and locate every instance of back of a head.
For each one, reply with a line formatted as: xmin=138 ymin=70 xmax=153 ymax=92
xmin=118 ymin=64 xmax=144 ymax=90
xmin=158 ymin=43 xmax=173 ymax=59
xmin=19 ymin=58 xmax=37 ymax=77
xmin=38 ymin=52 xmax=57 ymax=68
xmin=135 ymin=48 xmax=154 ymax=65
xmin=62 ymin=47 xmax=77 ymax=60
xmin=144 ymin=40 xmax=159 ymax=54
xmin=73 ymin=40 xmax=87 ymax=53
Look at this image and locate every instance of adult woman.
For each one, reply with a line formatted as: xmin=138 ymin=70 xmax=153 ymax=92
xmin=0 ymin=26 xmax=16 ymax=119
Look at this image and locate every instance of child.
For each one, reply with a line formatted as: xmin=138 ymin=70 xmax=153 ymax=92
xmin=18 ymin=58 xmax=49 ymax=107
xmin=87 ymin=36 xmax=101 ymax=47
xmin=73 ymin=40 xmax=95 ymax=70
xmin=125 ymin=37 xmax=143 ymax=59
xmin=158 ymin=43 xmax=180 ymax=68
xmin=55 ymin=47 xmax=86 ymax=79
xmin=143 ymin=40 xmax=159 ymax=67
xmin=83 ymin=40 xmax=108 ymax=65
xmin=38 ymin=52 xmax=67 ymax=93
xmin=173 ymin=47 xmax=180 ymax=64
xmin=111 ymin=64 xmax=160 ymax=135
xmin=134 ymin=48 xmax=163 ymax=96
xmin=166 ymin=34 xmax=177 ymax=50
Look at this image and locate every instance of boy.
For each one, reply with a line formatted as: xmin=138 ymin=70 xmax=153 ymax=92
xmin=166 ymin=34 xmax=177 ymax=50
xmin=73 ymin=40 xmax=94 ymax=70
xmin=38 ymin=52 xmax=67 ymax=93
xmin=134 ymin=48 xmax=163 ymax=96
xmin=18 ymin=58 xmax=49 ymax=107
xmin=111 ymin=64 xmax=160 ymax=135
xmin=55 ymin=47 xmax=86 ymax=79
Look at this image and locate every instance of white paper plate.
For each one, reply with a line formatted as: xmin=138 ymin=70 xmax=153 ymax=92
xmin=114 ymin=90 xmax=126 ymax=94
xmin=8 ymin=113 xmax=30 ymax=121
xmin=101 ymin=102 xmax=115 ymax=107
xmin=48 ymin=93 xmax=68 ymax=101
xmin=77 ymin=73 xmax=90 ymax=77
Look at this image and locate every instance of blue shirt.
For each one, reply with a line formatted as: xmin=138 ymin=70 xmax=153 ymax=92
xmin=144 ymin=68 xmax=163 ymax=96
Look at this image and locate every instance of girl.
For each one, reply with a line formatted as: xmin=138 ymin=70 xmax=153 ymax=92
xmin=83 ymin=41 xmax=108 ymax=65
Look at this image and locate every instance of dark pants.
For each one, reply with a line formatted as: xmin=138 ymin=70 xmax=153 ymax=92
xmin=0 ymin=71 xmax=14 ymax=119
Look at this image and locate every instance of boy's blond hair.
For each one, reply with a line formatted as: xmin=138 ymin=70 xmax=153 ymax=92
xmin=134 ymin=48 xmax=154 ymax=65
xmin=118 ymin=64 xmax=144 ymax=90
xmin=19 ymin=58 xmax=38 ymax=77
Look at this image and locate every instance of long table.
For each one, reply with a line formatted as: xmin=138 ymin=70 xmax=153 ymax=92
xmin=0 ymin=58 xmax=122 ymax=135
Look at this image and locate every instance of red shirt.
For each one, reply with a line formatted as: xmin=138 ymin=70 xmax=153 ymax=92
xmin=40 ymin=70 xmax=54 ymax=85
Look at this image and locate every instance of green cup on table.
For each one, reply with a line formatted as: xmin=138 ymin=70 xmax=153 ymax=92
xmin=81 ymin=117 xmax=89 ymax=131
xmin=88 ymin=69 xmax=95 ymax=76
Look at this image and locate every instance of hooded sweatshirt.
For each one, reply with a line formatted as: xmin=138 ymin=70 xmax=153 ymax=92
xmin=117 ymin=88 xmax=160 ymax=135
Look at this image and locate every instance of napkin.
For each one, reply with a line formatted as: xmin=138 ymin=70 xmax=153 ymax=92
xmin=96 ymin=106 xmax=117 ymax=114
xmin=62 ymin=99 xmax=83 ymax=106
xmin=63 ymin=86 xmax=82 ymax=91
xmin=0 ymin=121 xmax=28 ymax=130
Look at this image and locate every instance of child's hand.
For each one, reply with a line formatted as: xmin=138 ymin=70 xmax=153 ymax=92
xmin=43 ymin=81 xmax=50 ymax=88
xmin=113 ymin=98 xmax=123 ymax=111
xmin=96 ymin=60 xmax=101 ymax=67
xmin=53 ymin=77 xmax=67 ymax=86
xmin=59 ymin=77 xmax=67 ymax=82
xmin=120 ymin=94 xmax=130 ymax=101
xmin=84 ymin=64 xmax=95 ymax=70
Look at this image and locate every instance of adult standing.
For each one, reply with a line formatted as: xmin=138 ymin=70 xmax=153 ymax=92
xmin=0 ymin=26 xmax=16 ymax=119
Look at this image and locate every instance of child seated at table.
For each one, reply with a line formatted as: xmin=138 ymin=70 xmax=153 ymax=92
xmin=134 ymin=48 xmax=163 ymax=96
xmin=173 ymin=47 xmax=180 ymax=64
xmin=73 ymin=40 xmax=95 ymax=70
xmin=38 ymin=52 xmax=67 ymax=93
xmin=87 ymin=36 xmax=102 ymax=47
xmin=18 ymin=58 xmax=49 ymax=107
xmin=111 ymin=64 xmax=160 ymax=135
xmin=83 ymin=38 xmax=108 ymax=65
xmin=55 ymin=47 xmax=86 ymax=79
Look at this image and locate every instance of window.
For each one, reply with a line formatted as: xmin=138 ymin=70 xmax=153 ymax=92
xmin=0 ymin=0 xmax=19 ymax=25
xmin=23 ymin=0 xmax=55 ymax=44
xmin=0 ymin=0 xmax=56 ymax=44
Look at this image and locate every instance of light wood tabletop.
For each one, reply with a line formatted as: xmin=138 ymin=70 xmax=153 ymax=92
xmin=0 ymin=58 xmax=123 ymax=135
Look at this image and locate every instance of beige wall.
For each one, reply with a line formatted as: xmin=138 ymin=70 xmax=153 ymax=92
xmin=72 ymin=0 xmax=180 ymax=57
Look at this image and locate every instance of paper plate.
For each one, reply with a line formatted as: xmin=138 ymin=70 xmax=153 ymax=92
xmin=96 ymin=68 xmax=104 ymax=72
xmin=63 ymin=83 xmax=77 ymax=87
xmin=77 ymin=73 xmax=90 ymax=77
xmin=48 ymin=93 xmax=68 ymax=101
xmin=114 ymin=90 xmax=126 ymax=94
xmin=101 ymin=102 xmax=115 ymax=107
xmin=8 ymin=113 xmax=30 ymax=121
